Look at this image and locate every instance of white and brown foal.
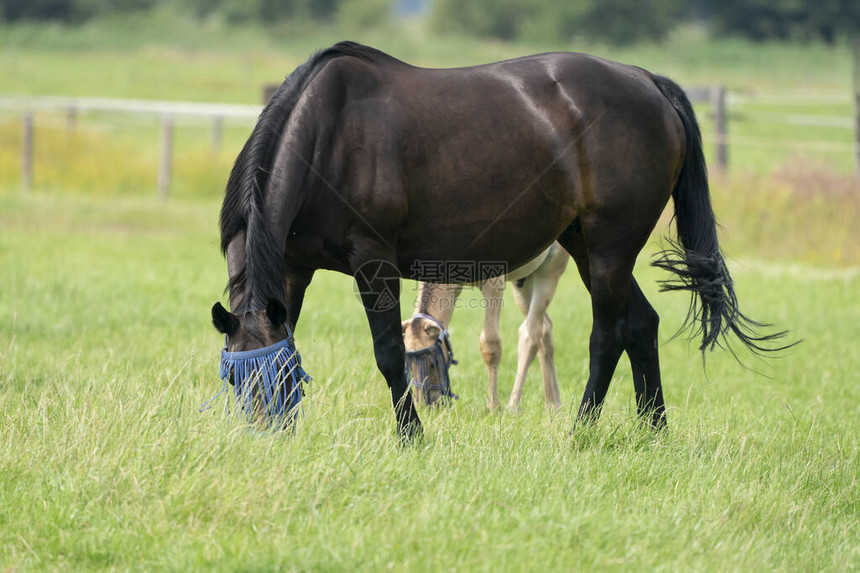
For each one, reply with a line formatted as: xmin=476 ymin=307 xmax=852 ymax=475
xmin=402 ymin=243 xmax=569 ymax=412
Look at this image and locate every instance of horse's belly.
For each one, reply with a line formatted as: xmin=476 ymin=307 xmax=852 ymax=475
xmin=397 ymin=205 xmax=571 ymax=283
xmin=505 ymin=248 xmax=551 ymax=282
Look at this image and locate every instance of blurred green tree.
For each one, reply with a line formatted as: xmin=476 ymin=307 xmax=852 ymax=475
xmin=1 ymin=0 xmax=156 ymax=22
xmin=431 ymin=0 xmax=535 ymax=40
xmin=0 ymin=0 xmax=344 ymax=24
xmin=1 ymin=0 xmax=74 ymax=22
xmin=178 ymin=0 xmax=340 ymax=23
xmin=432 ymin=0 xmax=684 ymax=45
xmin=337 ymin=0 xmax=392 ymax=32
xmin=702 ymin=0 xmax=860 ymax=43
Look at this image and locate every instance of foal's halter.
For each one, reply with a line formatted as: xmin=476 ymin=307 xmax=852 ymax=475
xmin=202 ymin=323 xmax=311 ymax=428
xmin=404 ymin=313 xmax=458 ymax=404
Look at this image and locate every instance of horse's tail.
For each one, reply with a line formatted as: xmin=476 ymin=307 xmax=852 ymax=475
xmin=648 ymin=73 xmax=793 ymax=355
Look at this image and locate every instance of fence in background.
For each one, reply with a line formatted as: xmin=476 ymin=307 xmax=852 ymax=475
xmin=1 ymin=84 xmax=857 ymax=197
xmin=0 ymin=95 xmax=260 ymax=198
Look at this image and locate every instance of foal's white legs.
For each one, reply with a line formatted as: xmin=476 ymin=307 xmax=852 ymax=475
xmin=479 ymin=277 xmax=505 ymax=410
xmin=407 ymin=245 xmax=568 ymax=412
xmin=508 ymin=245 xmax=569 ymax=412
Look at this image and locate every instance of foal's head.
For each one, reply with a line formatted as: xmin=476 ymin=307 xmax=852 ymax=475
xmin=402 ymin=315 xmax=457 ymax=406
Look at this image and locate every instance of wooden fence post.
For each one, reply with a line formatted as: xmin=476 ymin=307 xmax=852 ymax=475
xmin=211 ymin=116 xmax=223 ymax=153
xmin=158 ymin=116 xmax=173 ymax=200
xmin=66 ymin=106 xmax=77 ymax=134
xmin=263 ymin=84 xmax=278 ymax=105
xmin=710 ymin=85 xmax=728 ymax=173
xmin=22 ymin=111 xmax=33 ymax=192
xmin=853 ymin=35 xmax=860 ymax=179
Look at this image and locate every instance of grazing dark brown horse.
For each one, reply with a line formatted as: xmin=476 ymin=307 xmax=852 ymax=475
xmin=211 ymin=41 xmax=789 ymax=440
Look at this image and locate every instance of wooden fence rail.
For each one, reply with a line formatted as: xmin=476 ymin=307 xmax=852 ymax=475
xmin=5 ymin=84 xmax=856 ymax=196
xmin=0 ymin=95 xmax=261 ymax=196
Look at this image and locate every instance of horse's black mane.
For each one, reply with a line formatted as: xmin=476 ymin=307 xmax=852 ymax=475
xmin=219 ymin=41 xmax=393 ymax=314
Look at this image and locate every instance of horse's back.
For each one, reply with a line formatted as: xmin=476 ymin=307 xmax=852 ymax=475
xmin=312 ymin=49 xmax=678 ymax=138
xmin=309 ymin=48 xmax=684 ymax=204
xmin=289 ymin=46 xmax=685 ymax=273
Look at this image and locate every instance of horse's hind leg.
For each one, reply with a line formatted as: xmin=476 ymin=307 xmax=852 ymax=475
xmin=578 ymin=262 xmax=634 ymax=422
xmin=559 ymin=219 xmax=666 ymax=428
xmin=558 ymin=219 xmax=635 ymax=424
xmin=627 ymin=280 xmax=666 ymax=428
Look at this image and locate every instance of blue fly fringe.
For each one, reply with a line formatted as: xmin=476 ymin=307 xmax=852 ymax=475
xmin=201 ymin=327 xmax=311 ymax=429
xmin=405 ymin=331 xmax=458 ymax=405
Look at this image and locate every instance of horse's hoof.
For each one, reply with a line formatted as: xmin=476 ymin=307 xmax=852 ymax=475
xmin=398 ymin=420 xmax=424 ymax=445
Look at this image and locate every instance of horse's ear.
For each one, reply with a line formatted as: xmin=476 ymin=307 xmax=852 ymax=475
xmin=212 ymin=302 xmax=239 ymax=335
xmin=266 ymin=299 xmax=287 ymax=327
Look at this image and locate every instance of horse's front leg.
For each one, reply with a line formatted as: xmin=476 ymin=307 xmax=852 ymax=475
xmin=283 ymin=266 xmax=314 ymax=332
xmin=353 ymin=257 xmax=422 ymax=442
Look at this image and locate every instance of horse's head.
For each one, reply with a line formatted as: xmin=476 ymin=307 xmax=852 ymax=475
xmin=211 ymin=300 xmax=288 ymax=352
xmin=402 ymin=314 xmax=458 ymax=407
xmin=210 ymin=300 xmax=309 ymax=427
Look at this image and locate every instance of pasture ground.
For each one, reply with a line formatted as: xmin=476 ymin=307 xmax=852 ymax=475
xmin=0 ymin=191 xmax=857 ymax=571
xmin=1 ymin=21 xmax=858 ymax=571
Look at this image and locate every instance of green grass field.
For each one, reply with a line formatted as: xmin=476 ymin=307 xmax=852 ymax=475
xmin=1 ymin=192 xmax=857 ymax=571
xmin=1 ymin=18 xmax=858 ymax=571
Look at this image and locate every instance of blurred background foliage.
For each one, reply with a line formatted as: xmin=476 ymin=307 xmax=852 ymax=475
xmin=1 ymin=0 xmax=858 ymax=265
xmin=2 ymin=0 xmax=859 ymax=45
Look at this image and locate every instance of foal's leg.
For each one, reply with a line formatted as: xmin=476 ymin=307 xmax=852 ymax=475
xmin=508 ymin=281 xmax=560 ymax=411
xmin=508 ymin=279 xmax=535 ymax=412
xmin=537 ymin=314 xmax=560 ymax=409
xmin=508 ymin=247 xmax=567 ymax=412
xmin=353 ymin=257 xmax=422 ymax=441
xmin=532 ymin=247 xmax=568 ymax=410
xmin=479 ymin=277 xmax=504 ymax=410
